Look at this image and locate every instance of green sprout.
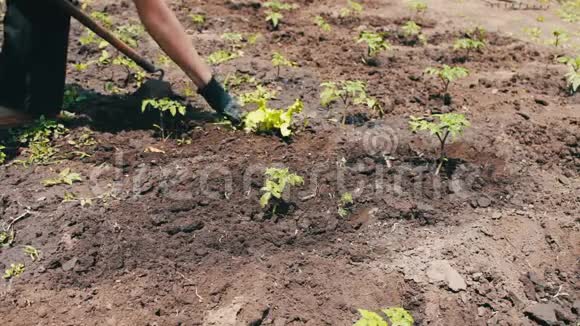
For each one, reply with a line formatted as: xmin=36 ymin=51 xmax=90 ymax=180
xmin=357 ymin=31 xmax=391 ymax=62
xmin=260 ymin=167 xmax=304 ymax=213
xmin=0 ymin=230 xmax=15 ymax=248
xmin=42 ymin=168 xmax=83 ymax=187
xmin=112 ymin=55 xmax=146 ymax=87
xmin=558 ymin=0 xmax=580 ymax=23
xmin=271 ymin=51 xmax=297 ymax=78
xmin=314 ymin=15 xmax=331 ymax=32
xmin=190 ymin=13 xmax=206 ymax=30
xmin=3 ymin=263 xmax=25 ymax=280
xmin=142 ymin=98 xmax=187 ymax=138
xmin=23 ymin=246 xmax=40 ymax=262
xmin=338 ymin=192 xmax=354 ymax=218
xmin=550 ymin=28 xmax=569 ymax=47
xmin=90 ymin=11 xmax=112 ymax=28
xmin=453 ymin=38 xmax=485 ymax=58
xmin=424 ymin=65 xmax=469 ymax=94
xmin=14 ymin=117 xmax=68 ymax=166
xmin=224 ymin=73 xmax=257 ymax=90
xmin=409 ymin=113 xmax=471 ymax=175
xmin=207 ymin=50 xmax=242 ymax=65
xmin=320 ymin=80 xmax=379 ymax=124
xmin=114 ymin=24 xmax=144 ymax=48
xmin=408 ymin=0 xmax=428 ymax=14
xmin=402 ymin=21 xmax=427 ymax=45
xmin=523 ymin=27 xmax=542 ymax=42
xmin=266 ymin=11 xmax=283 ymax=29
xmin=0 ymin=145 xmax=6 ymax=165
xmin=221 ymin=32 xmax=244 ymax=50
xmin=340 ymin=0 xmax=363 ymax=17
xmin=557 ymin=55 xmax=580 ymax=93
xmin=263 ymin=0 xmax=297 ymax=11
xmin=354 ymin=307 xmax=414 ymax=326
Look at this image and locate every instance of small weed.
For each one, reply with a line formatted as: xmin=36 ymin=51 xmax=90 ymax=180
xmin=224 ymin=73 xmax=257 ymax=90
xmin=314 ymin=15 xmax=331 ymax=32
xmin=42 ymin=168 xmax=83 ymax=187
xmin=453 ymin=38 xmax=485 ymax=59
xmin=550 ymin=28 xmax=569 ymax=47
xmin=354 ymin=307 xmax=414 ymax=326
xmin=0 ymin=145 xmax=6 ymax=164
xmin=3 ymin=263 xmax=25 ymax=280
xmin=190 ymin=13 xmax=206 ymax=30
xmin=337 ymin=192 xmax=354 ymax=218
xmin=340 ymin=0 xmax=363 ymax=17
xmin=408 ymin=0 xmax=428 ymax=14
xmin=266 ymin=11 xmax=284 ymax=29
xmin=272 ymin=51 xmax=297 ymax=78
xmin=207 ymin=50 xmax=242 ymax=65
xmin=23 ymin=246 xmax=40 ymax=262
xmin=558 ymin=0 xmax=580 ymax=23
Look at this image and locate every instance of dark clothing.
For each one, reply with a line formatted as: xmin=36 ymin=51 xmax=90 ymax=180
xmin=0 ymin=0 xmax=70 ymax=116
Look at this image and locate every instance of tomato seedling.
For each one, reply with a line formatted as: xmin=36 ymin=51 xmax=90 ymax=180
xmin=557 ymin=55 xmax=580 ymax=93
xmin=260 ymin=167 xmax=304 ymax=214
xmin=357 ymin=31 xmax=391 ymax=64
xmin=266 ymin=11 xmax=283 ymax=29
xmin=271 ymin=51 xmax=297 ymax=78
xmin=320 ymin=80 xmax=381 ymax=124
xmin=409 ymin=113 xmax=470 ymax=175
xmin=142 ymin=98 xmax=187 ymax=138
xmin=453 ymin=38 xmax=485 ymax=59
xmin=401 ymin=20 xmax=427 ymax=45
xmin=424 ymin=65 xmax=469 ymax=95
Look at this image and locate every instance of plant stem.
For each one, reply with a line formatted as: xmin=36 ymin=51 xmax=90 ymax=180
xmin=435 ymin=130 xmax=450 ymax=175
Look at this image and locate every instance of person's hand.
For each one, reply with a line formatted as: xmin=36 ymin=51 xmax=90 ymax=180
xmin=198 ymin=77 xmax=243 ymax=125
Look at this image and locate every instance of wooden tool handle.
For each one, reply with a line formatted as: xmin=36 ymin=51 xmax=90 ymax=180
xmin=52 ymin=0 xmax=159 ymax=73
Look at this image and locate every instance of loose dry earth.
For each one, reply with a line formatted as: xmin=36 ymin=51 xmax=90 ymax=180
xmin=0 ymin=0 xmax=579 ymax=325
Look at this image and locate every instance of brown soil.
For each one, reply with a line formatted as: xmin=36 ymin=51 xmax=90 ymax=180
xmin=0 ymin=0 xmax=579 ymax=325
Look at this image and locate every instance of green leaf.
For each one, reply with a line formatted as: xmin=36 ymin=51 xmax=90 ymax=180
xmin=382 ymin=307 xmax=414 ymax=326
xmin=354 ymin=309 xmax=388 ymax=326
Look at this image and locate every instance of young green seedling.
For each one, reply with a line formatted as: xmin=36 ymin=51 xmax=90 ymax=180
xmin=557 ymin=55 xmax=580 ymax=93
xmin=357 ymin=31 xmax=391 ymax=64
xmin=142 ymin=98 xmax=187 ymax=138
xmin=340 ymin=0 xmax=363 ymax=17
xmin=453 ymin=38 xmax=485 ymax=59
xmin=558 ymin=0 xmax=580 ymax=23
xmin=190 ymin=13 xmax=206 ymax=31
xmin=112 ymin=55 xmax=146 ymax=87
xmin=115 ymin=24 xmax=144 ymax=48
xmin=221 ymin=32 xmax=244 ymax=50
xmin=239 ymin=85 xmax=278 ymax=106
xmin=320 ymin=80 xmax=379 ymax=124
xmin=224 ymin=73 xmax=257 ymax=90
xmin=207 ymin=50 xmax=243 ymax=65
xmin=23 ymin=246 xmax=40 ymax=262
xmin=271 ymin=51 xmax=297 ymax=78
xmin=14 ymin=117 xmax=68 ymax=166
xmin=0 ymin=230 xmax=14 ymax=248
xmin=260 ymin=167 xmax=304 ymax=214
xmin=337 ymin=192 xmax=354 ymax=218
xmin=523 ymin=27 xmax=542 ymax=43
xmin=313 ymin=15 xmax=331 ymax=32
xmin=550 ymin=28 xmax=569 ymax=47
xmin=401 ymin=20 xmax=427 ymax=45
xmin=424 ymin=65 xmax=469 ymax=95
xmin=0 ymin=145 xmax=6 ymax=165
xmin=408 ymin=0 xmax=428 ymax=14
xmin=354 ymin=307 xmax=414 ymax=326
xmin=263 ymin=0 xmax=297 ymax=11
xmin=42 ymin=168 xmax=83 ymax=187
xmin=409 ymin=113 xmax=470 ymax=175
xmin=3 ymin=263 xmax=25 ymax=280
xmin=266 ymin=11 xmax=283 ymax=29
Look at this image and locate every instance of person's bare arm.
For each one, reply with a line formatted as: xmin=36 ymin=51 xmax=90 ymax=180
xmin=132 ymin=0 xmax=211 ymax=88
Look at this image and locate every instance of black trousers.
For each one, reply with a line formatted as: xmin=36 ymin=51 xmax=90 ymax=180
xmin=0 ymin=0 xmax=70 ymax=116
